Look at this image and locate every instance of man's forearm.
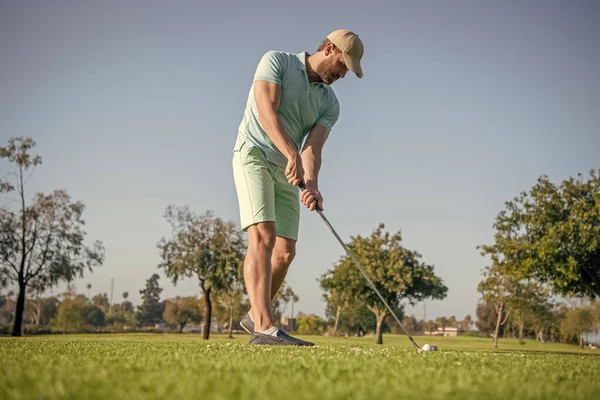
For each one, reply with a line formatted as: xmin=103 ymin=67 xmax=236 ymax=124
xmin=259 ymin=110 xmax=298 ymax=160
xmin=301 ymin=146 xmax=322 ymax=189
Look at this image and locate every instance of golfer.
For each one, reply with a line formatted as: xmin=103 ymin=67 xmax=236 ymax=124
xmin=232 ymin=29 xmax=365 ymax=346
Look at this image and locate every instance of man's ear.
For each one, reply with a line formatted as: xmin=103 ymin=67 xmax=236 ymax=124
xmin=325 ymin=42 xmax=335 ymax=56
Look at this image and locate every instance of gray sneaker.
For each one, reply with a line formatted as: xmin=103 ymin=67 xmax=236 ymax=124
xmin=249 ymin=329 xmax=314 ymax=346
xmin=240 ymin=312 xmax=254 ymax=334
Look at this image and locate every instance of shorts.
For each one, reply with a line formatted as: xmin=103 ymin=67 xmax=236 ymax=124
xmin=232 ymin=139 xmax=300 ymax=241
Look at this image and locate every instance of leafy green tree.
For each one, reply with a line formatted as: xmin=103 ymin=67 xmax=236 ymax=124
xmin=320 ymin=223 xmax=448 ymax=344
xmin=461 ymin=315 xmax=473 ymax=332
xmin=81 ymin=304 xmax=106 ymax=330
xmin=477 ymin=262 xmax=522 ymax=347
xmin=158 ymin=207 xmax=245 ymax=340
xmin=136 ymin=273 xmax=164 ymax=327
xmin=435 ymin=316 xmax=449 ymax=334
xmin=400 ymin=315 xmax=420 ymax=334
xmin=560 ymin=306 xmax=595 ymax=348
xmin=296 ymin=314 xmax=327 ymax=335
xmin=476 ymin=301 xmax=498 ymax=336
xmin=52 ymin=285 xmax=86 ymax=333
xmin=424 ymin=320 xmax=437 ymax=335
xmin=340 ymin=299 xmax=375 ymax=336
xmin=213 ymin=282 xmax=245 ymax=338
xmin=92 ymin=293 xmax=110 ymax=314
xmin=320 ymin=270 xmax=354 ymax=336
xmin=479 ymin=170 xmax=600 ymax=299
xmin=0 ymin=137 xmax=105 ymax=336
xmin=163 ymin=296 xmax=203 ymax=333
xmin=509 ymin=281 xmax=550 ymax=344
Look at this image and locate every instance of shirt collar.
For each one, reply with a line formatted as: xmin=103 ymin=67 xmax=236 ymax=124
xmin=296 ymin=51 xmax=326 ymax=87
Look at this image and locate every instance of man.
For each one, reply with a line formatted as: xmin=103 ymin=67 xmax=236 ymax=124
xmin=232 ymin=29 xmax=365 ymax=346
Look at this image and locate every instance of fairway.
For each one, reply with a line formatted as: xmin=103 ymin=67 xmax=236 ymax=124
xmin=2 ymin=334 xmax=599 ymax=400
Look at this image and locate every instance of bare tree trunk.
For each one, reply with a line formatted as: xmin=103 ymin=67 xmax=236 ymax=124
xmin=376 ymin=318 xmax=384 ymax=344
xmin=518 ymin=320 xmax=524 ymax=345
xmin=333 ymin=305 xmax=341 ymax=337
xmin=202 ymin=287 xmax=212 ymax=340
xmin=12 ymin=280 xmax=26 ymax=337
xmin=33 ymin=301 xmax=41 ymax=326
xmin=537 ymin=329 xmax=545 ymax=343
xmin=179 ymin=323 xmax=184 ymax=334
xmin=227 ymin=305 xmax=233 ymax=339
xmin=579 ymin=333 xmax=584 ymax=348
xmin=493 ymin=303 xmax=504 ymax=348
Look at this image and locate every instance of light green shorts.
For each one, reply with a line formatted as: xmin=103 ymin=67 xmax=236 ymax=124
xmin=232 ymin=139 xmax=300 ymax=241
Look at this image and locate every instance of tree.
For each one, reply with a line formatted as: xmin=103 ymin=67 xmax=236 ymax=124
xmin=509 ymin=281 xmax=550 ymax=345
xmin=479 ymin=170 xmax=600 ymax=300
xmin=461 ymin=315 xmax=473 ymax=332
xmin=25 ymin=289 xmax=59 ymax=327
xmin=81 ymin=304 xmax=106 ymax=330
xmin=560 ymin=306 xmax=595 ymax=348
xmin=52 ymin=285 xmax=86 ymax=333
xmin=158 ymin=206 xmax=245 ymax=340
xmin=92 ymin=293 xmax=110 ymax=314
xmin=270 ymin=281 xmax=299 ymax=325
xmin=296 ymin=314 xmax=327 ymax=335
xmin=320 ymin=270 xmax=354 ymax=336
xmin=477 ymin=262 xmax=520 ymax=347
xmin=163 ymin=296 xmax=202 ymax=333
xmin=0 ymin=137 xmax=105 ymax=336
xmin=435 ymin=316 xmax=449 ymax=335
xmin=136 ymin=273 xmax=164 ymax=326
xmin=213 ymin=282 xmax=245 ymax=338
xmin=320 ymin=223 xmax=448 ymax=344
xmin=476 ymin=302 xmax=499 ymax=336
xmin=424 ymin=320 xmax=437 ymax=335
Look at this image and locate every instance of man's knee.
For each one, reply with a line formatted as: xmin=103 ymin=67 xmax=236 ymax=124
xmin=247 ymin=222 xmax=276 ymax=251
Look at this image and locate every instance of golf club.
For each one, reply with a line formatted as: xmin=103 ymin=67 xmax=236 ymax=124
xmin=299 ymin=183 xmax=431 ymax=352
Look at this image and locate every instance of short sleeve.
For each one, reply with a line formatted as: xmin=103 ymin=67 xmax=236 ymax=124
xmin=253 ymin=51 xmax=286 ymax=86
xmin=315 ymin=100 xmax=340 ymax=131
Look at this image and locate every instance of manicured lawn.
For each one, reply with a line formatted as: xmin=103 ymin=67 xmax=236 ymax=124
xmin=1 ymin=333 xmax=599 ymax=399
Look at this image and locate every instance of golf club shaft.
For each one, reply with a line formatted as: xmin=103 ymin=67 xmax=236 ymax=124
xmin=300 ymin=183 xmax=420 ymax=350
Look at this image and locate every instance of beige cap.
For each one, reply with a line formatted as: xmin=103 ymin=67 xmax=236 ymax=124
xmin=326 ymin=29 xmax=364 ymax=78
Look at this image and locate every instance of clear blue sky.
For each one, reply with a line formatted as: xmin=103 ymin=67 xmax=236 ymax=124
xmin=1 ymin=0 xmax=598 ymax=322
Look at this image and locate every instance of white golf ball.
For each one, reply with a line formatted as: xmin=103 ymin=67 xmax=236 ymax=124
xmin=421 ymin=344 xmax=437 ymax=352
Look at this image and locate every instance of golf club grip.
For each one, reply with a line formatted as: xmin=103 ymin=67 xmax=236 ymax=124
xmin=299 ymin=182 xmax=322 ymax=212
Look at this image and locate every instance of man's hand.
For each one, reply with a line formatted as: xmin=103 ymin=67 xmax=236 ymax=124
xmin=285 ymin=153 xmax=304 ymax=187
xmin=300 ymin=183 xmax=323 ymax=211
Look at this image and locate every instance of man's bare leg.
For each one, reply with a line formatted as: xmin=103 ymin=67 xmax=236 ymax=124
xmin=244 ymin=222 xmax=277 ymax=332
xmin=248 ymin=236 xmax=296 ymax=322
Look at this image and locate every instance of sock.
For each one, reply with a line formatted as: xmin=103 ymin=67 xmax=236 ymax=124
xmin=259 ymin=326 xmax=279 ymax=337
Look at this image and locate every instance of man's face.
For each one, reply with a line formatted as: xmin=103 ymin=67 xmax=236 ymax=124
xmin=316 ymin=46 xmax=349 ymax=84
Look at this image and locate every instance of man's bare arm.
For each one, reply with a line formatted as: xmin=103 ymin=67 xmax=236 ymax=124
xmin=300 ymin=124 xmax=330 ymax=210
xmin=254 ymin=81 xmax=304 ymax=185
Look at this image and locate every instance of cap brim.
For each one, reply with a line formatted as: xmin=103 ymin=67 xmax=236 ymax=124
xmin=344 ymin=53 xmax=363 ymax=78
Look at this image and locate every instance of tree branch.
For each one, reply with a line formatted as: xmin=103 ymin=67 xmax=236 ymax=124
xmin=4 ymin=260 xmax=19 ymax=274
xmin=25 ymin=230 xmax=53 ymax=283
xmin=501 ymin=308 xmax=512 ymax=325
xmin=24 ymin=218 xmax=39 ymax=277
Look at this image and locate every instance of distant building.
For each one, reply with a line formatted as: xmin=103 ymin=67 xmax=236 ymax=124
xmin=424 ymin=327 xmax=461 ymax=337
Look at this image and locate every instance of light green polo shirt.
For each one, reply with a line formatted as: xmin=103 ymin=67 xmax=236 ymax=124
xmin=235 ymin=50 xmax=340 ymax=167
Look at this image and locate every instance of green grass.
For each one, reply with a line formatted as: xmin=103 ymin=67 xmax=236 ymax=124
xmin=1 ymin=333 xmax=599 ymax=400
